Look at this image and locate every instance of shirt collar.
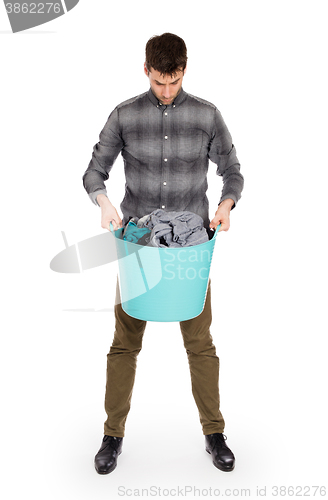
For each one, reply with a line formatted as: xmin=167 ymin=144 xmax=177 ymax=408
xmin=147 ymin=88 xmax=187 ymax=108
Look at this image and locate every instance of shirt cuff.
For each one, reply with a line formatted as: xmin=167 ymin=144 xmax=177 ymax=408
xmin=89 ymin=189 xmax=108 ymax=206
xmin=218 ymin=195 xmax=238 ymax=210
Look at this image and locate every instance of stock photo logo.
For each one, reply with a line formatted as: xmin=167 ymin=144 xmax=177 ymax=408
xmin=50 ymin=229 xmax=163 ymax=307
xmin=3 ymin=0 xmax=79 ymax=33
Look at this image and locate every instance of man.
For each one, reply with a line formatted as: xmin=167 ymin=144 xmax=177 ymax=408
xmin=83 ymin=33 xmax=244 ymax=474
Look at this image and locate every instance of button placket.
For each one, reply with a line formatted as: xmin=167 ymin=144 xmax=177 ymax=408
xmin=161 ymin=107 xmax=170 ymax=210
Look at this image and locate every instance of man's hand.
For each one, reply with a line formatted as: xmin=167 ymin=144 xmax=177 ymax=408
xmin=97 ymin=194 xmax=122 ymax=231
xmin=209 ymin=198 xmax=235 ymax=232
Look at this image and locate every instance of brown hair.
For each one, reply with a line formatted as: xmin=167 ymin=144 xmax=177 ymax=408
xmin=145 ymin=33 xmax=187 ymax=77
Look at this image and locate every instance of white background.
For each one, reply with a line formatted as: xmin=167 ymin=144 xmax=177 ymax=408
xmin=1 ymin=1 xmax=327 ymax=498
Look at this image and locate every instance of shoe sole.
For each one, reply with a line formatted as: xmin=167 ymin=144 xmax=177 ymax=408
xmin=95 ymin=464 xmax=117 ymax=475
xmin=206 ymin=448 xmax=235 ymax=472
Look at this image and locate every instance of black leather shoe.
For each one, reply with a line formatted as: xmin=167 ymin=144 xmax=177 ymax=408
xmin=94 ymin=435 xmax=123 ymax=474
xmin=205 ymin=433 xmax=235 ymax=472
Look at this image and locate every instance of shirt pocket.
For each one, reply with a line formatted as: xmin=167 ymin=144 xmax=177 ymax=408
xmin=175 ymin=129 xmax=205 ymax=162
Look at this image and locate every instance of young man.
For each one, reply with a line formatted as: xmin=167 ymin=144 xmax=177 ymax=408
xmin=83 ymin=33 xmax=244 ymax=474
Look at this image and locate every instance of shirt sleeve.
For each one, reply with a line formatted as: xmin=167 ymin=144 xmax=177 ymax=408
xmin=82 ymin=107 xmax=124 ymax=206
xmin=208 ymin=108 xmax=244 ymax=209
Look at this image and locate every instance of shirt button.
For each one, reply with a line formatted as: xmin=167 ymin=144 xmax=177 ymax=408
xmin=164 ymin=136 xmax=168 ymax=140
xmin=162 ymin=205 xmax=165 ymax=209
xmin=164 ymin=112 xmax=168 ymax=116
xmin=164 ymin=158 xmax=168 ymax=162
xmin=163 ymin=182 xmax=167 ymax=185
xmin=173 ymin=105 xmax=176 ymax=108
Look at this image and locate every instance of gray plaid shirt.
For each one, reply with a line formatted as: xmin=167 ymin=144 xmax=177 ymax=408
xmin=83 ymin=88 xmax=244 ymax=226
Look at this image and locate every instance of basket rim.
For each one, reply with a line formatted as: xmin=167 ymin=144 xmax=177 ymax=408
xmin=113 ymin=227 xmax=219 ymax=251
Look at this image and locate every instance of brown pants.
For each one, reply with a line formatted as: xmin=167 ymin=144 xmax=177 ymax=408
xmin=104 ymin=280 xmax=225 ymax=437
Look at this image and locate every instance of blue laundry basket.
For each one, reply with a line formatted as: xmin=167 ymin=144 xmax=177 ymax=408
xmin=110 ymin=223 xmax=220 ymax=322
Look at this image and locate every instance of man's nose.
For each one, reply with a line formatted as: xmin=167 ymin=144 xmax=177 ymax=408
xmin=162 ymin=85 xmax=171 ymax=98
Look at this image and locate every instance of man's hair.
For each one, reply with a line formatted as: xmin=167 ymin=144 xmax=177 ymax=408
xmin=145 ymin=33 xmax=187 ymax=77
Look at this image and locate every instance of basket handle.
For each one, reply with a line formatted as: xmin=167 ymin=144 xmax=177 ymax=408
xmin=213 ymin=223 xmax=221 ymax=237
xmin=109 ymin=222 xmax=114 ymax=233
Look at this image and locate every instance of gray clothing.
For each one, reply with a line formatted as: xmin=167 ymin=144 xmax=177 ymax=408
xmin=141 ymin=209 xmax=209 ymax=248
xmin=82 ymin=88 xmax=244 ymax=227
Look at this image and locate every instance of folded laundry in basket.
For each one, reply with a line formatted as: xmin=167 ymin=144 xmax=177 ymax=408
xmin=139 ymin=209 xmax=209 ymax=248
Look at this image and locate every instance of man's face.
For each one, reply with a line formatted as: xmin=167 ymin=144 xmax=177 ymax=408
xmin=144 ymin=64 xmax=186 ymax=105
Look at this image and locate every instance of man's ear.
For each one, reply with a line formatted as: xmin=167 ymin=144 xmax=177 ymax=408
xmin=183 ymin=65 xmax=187 ymax=76
xmin=144 ymin=63 xmax=149 ymax=76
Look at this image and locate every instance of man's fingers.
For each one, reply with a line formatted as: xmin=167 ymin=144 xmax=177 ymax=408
xmin=210 ymin=219 xmax=230 ymax=232
xmin=219 ymin=220 xmax=230 ymax=232
xmin=101 ymin=214 xmax=122 ymax=231
xmin=102 ymin=219 xmax=115 ymax=231
xmin=108 ymin=219 xmax=121 ymax=231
